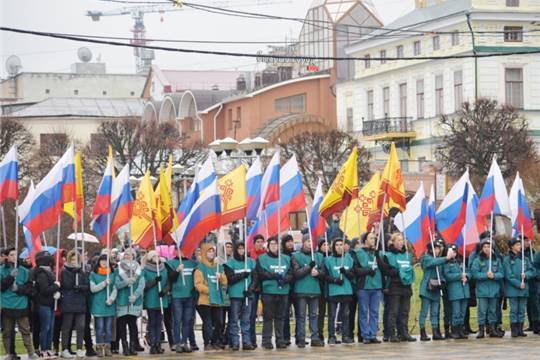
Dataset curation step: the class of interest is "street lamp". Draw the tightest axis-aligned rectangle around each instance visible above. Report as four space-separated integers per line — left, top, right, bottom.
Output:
251 137 270 155
238 137 253 156
220 137 239 156
209 139 223 157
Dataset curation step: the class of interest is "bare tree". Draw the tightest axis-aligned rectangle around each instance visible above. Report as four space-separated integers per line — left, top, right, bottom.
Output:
280 130 372 199
1 118 35 180
436 98 538 189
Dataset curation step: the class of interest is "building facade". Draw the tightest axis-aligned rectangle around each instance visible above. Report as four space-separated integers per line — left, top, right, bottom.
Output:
337 0 540 178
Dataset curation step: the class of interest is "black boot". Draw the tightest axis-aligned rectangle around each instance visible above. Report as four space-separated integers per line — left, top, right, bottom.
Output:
511 323 519 338
444 325 451 339
476 325 485 339
128 342 137 356
449 326 460 339
533 321 540 334
458 325 468 339
496 325 505 337
432 326 444 341
464 323 476 334
420 328 431 341
519 323 528 337
121 340 129 356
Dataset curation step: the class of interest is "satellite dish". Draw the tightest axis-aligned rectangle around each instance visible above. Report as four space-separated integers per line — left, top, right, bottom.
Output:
77 47 93 63
5 55 22 77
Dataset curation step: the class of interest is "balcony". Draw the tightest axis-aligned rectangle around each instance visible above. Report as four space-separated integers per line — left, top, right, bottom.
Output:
361 117 416 142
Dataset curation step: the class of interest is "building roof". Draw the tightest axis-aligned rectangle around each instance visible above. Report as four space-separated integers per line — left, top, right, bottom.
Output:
7 97 144 118
309 0 381 23
159 69 247 91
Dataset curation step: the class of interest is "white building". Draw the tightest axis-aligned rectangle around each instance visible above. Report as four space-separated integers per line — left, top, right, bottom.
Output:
337 0 540 174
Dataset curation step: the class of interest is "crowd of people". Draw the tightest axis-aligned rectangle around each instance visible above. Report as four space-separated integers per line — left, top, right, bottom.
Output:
2 225 540 359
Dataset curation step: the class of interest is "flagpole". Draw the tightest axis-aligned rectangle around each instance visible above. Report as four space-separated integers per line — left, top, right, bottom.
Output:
428 225 443 296
521 225 525 282
14 201 19 268
324 232 329 257
1 205 6 248
489 211 493 272
81 211 86 273
151 217 165 316
242 218 248 306
462 227 467 276
401 213 409 256
304 207 315 261
74 206 79 284
106 212 111 299
42 231 48 247
264 210 269 240
54 213 62 311
375 193 387 254
342 207 348 269
278 200 282 269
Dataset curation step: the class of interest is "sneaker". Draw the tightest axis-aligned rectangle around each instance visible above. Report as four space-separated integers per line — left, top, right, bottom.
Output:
242 344 256 351
370 338 382 344
75 350 85 358
231 345 240 351
190 344 199 352
327 337 336 345
61 350 74 359
262 343 273 350
181 344 192 353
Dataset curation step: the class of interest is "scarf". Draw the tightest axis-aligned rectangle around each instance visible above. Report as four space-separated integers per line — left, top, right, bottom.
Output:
119 260 141 282
97 266 111 276
144 261 165 274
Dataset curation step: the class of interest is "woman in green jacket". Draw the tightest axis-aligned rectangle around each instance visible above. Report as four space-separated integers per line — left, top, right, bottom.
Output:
503 238 537 337
443 244 469 340
90 254 117 357
142 250 170 354
115 248 145 356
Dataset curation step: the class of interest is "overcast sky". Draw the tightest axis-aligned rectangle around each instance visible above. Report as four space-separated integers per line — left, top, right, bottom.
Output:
0 0 415 78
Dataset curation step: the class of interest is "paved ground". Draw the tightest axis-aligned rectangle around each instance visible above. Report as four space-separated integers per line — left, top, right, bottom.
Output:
130 336 540 360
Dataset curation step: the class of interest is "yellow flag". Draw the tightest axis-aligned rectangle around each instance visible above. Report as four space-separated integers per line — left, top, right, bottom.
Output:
64 151 84 222
319 147 358 218
108 145 116 180
218 165 247 225
131 171 159 249
377 142 406 214
156 160 177 244
340 172 380 239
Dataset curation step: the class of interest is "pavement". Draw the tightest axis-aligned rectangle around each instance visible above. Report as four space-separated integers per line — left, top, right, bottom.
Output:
129 336 540 360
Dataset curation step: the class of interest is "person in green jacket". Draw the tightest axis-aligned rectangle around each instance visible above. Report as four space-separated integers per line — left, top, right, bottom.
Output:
523 240 540 334
90 254 117 357
418 240 454 342
115 247 145 356
224 242 257 351
1 247 39 360
471 238 504 338
443 244 470 340
503 238 537 337
256 236 293 350
291 234 324 348
142 250 170 354
322 238 355 345
354 232 383 344
165 247 197 353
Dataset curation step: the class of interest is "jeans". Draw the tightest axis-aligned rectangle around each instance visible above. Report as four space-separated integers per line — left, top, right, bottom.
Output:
295 296 319 343
95 316 113 344
317 295 326 341
197 305 224 346
171 297 194 346
61 313 85 350
38 305 55 351
358 289 382 340
229 298 253 347
249 292 259 345
328 300 350 340
261 294 287 346
419 298 440 328
509 297 528 323
451 299 468 326
147 310 163 347
477 297 498 325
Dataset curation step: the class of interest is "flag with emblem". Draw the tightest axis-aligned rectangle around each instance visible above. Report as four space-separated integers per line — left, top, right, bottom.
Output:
218 164 247 225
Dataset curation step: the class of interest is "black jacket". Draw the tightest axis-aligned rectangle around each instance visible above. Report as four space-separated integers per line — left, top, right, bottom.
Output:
61 265 89 313
29 266 59 308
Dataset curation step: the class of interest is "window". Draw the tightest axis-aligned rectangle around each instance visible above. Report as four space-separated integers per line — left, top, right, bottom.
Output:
367 90 374 121
73 90 78 95
380 50 387 64
227 108 233 130
396 45 404 59
346 108 354 132
454 70 463 111
383 87 390 117
364 54 371 69
507 0 519 6
130 91 135 96
40 133 68 155
506 68 523 108
451 31 460 46
399 83 407 118
417 156 426 172
102 91 107 96
236 107 241 129
504 26 523 42
275 94 306 113
416 79 425 119
45 89 50 95
433 36 440 51
413 41 421 56
435 75 444 115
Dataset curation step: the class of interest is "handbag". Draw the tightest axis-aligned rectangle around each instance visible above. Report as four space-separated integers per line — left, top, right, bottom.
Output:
428 278 442 292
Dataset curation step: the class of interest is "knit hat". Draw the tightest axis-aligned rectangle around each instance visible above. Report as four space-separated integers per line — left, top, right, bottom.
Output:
507 238 520 248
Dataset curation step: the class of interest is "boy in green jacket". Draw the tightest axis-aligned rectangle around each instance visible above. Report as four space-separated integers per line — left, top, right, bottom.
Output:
443 244 469 340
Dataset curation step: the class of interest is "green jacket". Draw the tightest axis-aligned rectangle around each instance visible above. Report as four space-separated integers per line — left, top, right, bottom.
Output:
0 264 30 310
471 254 504 298
166 258 197 299
291 250 323 296
115 264 145 317
90 271 117 317
256 253 292 295
224 256 256 299
143 263 170 310
197 262 227 305
386 250 416 287
355 248 382 290
419 254 447 300
443 259 470 301
323 254 354 297
503 253 537 298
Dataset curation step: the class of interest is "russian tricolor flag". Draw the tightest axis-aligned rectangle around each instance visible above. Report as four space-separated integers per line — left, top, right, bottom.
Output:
0 145 19 202
18 180 42 260
246 157 262 221
21 145 75 239
176 157 221 258
91 158 113 218
455 179 480 255
436 170 469 244
309 179 326 246
477 158 511 230
394 183 430 258
427 184 436 232
510 172 533 239
258 151 280 216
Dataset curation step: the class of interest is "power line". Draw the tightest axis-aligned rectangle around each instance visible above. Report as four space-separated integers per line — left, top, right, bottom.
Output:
3 26 540 62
